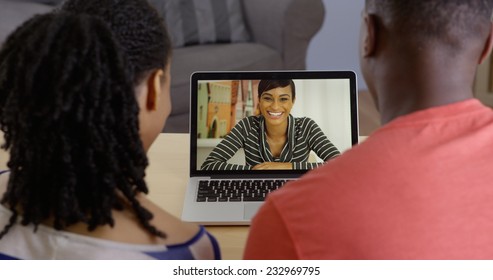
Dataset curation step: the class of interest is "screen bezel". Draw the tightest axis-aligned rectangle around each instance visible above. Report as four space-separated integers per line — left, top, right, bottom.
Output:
189 71 359 177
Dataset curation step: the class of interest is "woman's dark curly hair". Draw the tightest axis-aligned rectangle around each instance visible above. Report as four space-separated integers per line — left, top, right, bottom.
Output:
60 0 171 83
0 0 171 239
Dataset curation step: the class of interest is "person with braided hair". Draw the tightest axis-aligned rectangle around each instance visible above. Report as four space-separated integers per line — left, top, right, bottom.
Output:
0 0 220 260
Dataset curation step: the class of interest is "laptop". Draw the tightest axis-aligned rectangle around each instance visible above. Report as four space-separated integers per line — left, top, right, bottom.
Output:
182 71 358 225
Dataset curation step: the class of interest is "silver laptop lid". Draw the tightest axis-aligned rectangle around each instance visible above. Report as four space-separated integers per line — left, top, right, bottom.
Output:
189 71 358 178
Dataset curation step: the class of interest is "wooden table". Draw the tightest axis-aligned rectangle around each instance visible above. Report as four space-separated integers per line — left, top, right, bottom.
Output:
0 132 249 260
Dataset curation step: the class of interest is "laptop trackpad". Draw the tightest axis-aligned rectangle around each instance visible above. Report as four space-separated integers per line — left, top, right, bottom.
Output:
244 203 262 220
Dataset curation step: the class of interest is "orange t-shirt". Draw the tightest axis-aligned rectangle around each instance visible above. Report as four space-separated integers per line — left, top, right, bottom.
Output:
244 99 493 259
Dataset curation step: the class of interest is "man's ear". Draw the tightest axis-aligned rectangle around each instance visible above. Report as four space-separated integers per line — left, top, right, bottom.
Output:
362 13 377 57
146 69 164 111
479 22 493 64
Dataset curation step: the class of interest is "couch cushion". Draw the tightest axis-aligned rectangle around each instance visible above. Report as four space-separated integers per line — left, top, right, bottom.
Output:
0 0 53 45
169 43 282 116
149 0 250 48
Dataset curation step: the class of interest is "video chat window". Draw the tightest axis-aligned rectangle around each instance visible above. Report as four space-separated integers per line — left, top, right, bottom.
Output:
195 79 353 171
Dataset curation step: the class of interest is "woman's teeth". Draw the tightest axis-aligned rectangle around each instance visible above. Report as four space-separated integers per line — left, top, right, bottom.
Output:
268 112 282 116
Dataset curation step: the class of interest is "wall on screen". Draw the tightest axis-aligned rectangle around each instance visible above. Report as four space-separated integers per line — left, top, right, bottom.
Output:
291 79 352 153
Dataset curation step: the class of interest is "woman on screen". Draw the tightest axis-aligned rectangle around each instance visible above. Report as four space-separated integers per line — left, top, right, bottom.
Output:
201 79 340 170
0 0 219 260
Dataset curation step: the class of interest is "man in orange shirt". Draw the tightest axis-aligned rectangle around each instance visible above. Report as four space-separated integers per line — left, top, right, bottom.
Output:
244 0 493 259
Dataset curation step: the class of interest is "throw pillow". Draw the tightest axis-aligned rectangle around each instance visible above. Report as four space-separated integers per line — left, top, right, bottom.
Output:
148 0 250 48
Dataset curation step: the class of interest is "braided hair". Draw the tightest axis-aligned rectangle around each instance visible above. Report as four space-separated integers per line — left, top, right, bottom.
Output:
60 0 171 83
0 3 170 239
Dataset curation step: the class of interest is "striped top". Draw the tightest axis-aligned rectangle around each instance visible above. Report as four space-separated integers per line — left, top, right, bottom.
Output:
0 171 221 260
201 115 340 170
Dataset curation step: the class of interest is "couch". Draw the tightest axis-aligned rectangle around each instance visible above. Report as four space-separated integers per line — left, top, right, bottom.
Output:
0 0 325 133
1 0 383 136
0 1 54 45
164 0 325 132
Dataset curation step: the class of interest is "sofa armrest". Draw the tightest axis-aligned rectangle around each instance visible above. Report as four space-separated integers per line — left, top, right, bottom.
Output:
242 0 324 70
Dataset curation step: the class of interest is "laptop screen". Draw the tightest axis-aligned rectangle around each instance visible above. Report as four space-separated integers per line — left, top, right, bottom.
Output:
190 71 358 177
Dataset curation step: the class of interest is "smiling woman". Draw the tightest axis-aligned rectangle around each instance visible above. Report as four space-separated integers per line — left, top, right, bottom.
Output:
200 79 340 171
258 80 295 131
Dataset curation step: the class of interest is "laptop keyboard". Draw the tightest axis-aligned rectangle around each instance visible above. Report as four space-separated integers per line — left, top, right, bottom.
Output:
197 179 293 202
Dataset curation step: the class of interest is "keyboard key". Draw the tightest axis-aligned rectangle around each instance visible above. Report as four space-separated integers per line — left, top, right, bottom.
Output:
244 196 264 201
197 179 294 202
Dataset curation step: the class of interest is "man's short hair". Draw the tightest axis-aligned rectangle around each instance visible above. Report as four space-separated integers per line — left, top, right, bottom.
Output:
366 0 493 51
